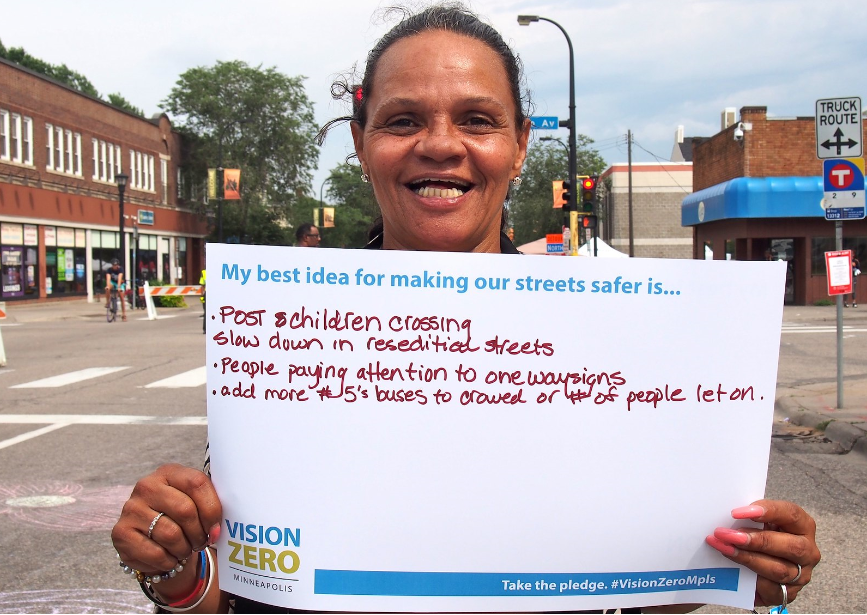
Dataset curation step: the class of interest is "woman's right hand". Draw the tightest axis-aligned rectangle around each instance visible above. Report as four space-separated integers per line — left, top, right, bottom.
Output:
112 464 222 589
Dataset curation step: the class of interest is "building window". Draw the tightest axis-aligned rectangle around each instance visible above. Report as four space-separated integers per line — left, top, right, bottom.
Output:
47 124 55 170
130 151 136 187
161 159 168 204
149 155 155 191
108 142 115 182
91 138 98 179
10 114 21 162
55 126 63 172
23 118 34 165
136 151 143 188
115 145 122 176
65 129 73 172
74 133 81 176
177 168 183 199
0 111 8 160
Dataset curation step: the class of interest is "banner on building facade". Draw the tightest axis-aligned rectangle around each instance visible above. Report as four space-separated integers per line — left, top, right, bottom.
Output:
223 169 241 200
208 168 218 200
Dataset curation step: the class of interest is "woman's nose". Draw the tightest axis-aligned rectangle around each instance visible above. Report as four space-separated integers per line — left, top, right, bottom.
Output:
414 120 467 162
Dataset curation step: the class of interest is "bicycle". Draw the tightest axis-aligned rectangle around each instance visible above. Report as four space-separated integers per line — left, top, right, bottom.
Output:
106 287 120 323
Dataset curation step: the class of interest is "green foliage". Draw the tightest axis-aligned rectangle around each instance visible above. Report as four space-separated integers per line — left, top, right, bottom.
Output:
148 280 187 308
107 93 145 117
508 136 607 246
161 60 320 245
318 163 379 248
813 298 834 306
0 38 100 98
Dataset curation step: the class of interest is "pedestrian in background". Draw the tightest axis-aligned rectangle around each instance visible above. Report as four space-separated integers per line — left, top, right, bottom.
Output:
199 269 206 333
845 256 860 308
295 223 321 247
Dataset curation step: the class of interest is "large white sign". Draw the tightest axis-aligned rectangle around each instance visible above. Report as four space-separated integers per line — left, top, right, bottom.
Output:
207 244 786 612
816 97 862 159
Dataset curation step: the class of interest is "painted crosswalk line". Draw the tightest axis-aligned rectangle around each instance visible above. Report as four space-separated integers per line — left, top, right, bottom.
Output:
143 366 207 388
10 367 130 389
0 415 206 425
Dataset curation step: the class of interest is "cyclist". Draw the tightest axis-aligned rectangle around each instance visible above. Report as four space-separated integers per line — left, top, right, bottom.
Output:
105 258 127 322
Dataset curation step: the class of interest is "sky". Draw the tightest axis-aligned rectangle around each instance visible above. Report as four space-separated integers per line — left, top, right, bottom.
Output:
4 0 866 200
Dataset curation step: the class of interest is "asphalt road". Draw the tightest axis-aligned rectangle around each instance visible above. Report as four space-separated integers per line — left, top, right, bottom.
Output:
0 304 864 613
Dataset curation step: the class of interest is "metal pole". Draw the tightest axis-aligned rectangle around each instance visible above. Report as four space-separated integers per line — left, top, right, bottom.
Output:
537 17 577 255
217 135 224 243
836 219 844 409
627 129 634 257
118 187 125 262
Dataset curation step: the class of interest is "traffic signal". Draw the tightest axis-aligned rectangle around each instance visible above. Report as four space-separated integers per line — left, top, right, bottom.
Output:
552 180 571 209
580 175 598 214
581 215 597 229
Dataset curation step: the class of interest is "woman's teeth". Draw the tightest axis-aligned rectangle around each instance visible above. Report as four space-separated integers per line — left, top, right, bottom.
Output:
414 186 466 198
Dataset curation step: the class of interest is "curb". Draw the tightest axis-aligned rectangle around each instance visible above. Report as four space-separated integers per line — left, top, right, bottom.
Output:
776 397 867 459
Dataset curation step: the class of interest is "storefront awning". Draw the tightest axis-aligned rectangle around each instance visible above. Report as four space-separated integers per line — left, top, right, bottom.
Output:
682 176 823 226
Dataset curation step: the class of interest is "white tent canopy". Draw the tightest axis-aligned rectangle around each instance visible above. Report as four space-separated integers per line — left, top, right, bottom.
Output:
577 238 629 258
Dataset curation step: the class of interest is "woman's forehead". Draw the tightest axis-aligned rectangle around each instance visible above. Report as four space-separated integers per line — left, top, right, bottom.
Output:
370 30 509 95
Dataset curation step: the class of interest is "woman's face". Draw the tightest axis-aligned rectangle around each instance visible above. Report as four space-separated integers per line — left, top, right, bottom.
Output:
352 30 530 253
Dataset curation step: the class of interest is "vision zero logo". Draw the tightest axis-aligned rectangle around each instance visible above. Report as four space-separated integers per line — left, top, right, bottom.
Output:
226 520 301 579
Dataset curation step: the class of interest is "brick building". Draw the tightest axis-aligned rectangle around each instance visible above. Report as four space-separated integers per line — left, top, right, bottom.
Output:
0 57 207 303
599 129 693 259
682 105 867 305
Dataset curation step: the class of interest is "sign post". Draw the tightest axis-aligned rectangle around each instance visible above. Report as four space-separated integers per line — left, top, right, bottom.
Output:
0 301 6 367
816 97 862 409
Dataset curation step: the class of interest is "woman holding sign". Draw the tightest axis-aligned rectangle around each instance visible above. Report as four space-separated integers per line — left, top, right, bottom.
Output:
111 4 820 613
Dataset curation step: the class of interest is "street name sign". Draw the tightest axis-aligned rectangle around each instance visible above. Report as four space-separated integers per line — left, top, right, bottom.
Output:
815 97 862 159
530 116 559 130
822 157 866 220
546 233 564 254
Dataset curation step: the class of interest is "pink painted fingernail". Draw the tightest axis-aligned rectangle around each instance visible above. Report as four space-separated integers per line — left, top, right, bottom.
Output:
706 534 739 557
208 524 221 545
714 527 751 546
732 505 765 519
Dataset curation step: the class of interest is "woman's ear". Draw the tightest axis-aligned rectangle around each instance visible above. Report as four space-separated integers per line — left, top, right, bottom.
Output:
512 118 532 176
350 121 366 172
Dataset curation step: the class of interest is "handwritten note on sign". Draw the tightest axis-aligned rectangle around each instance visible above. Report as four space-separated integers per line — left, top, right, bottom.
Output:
206 244 785 612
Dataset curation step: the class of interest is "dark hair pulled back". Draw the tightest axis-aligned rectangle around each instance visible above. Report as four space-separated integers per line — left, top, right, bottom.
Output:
316 2 530 145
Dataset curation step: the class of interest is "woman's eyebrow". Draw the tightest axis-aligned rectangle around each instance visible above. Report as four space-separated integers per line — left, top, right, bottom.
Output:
374 95 509 113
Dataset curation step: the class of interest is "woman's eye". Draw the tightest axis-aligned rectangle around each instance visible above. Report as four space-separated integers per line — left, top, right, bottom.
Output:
387 117 416 129
466 116 494 128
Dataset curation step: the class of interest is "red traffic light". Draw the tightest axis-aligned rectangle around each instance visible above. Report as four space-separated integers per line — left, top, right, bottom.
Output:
581 177 596 190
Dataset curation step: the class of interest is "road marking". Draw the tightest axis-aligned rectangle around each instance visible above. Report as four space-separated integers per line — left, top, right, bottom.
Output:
137 315 177 320
782 326 867 333
0 323 22 327
143 366 206 388
0 414 206 425
0 423 69 451
0 369 15 376
10 367 130 388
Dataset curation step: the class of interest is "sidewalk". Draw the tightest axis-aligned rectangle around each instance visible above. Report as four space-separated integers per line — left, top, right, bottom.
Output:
0 298 106 323
776 304 867 459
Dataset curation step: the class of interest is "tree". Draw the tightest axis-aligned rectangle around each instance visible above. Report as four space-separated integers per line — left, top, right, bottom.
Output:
0 38 99 98
508 136 607 246
161 60 319 244
317 163 380 248
107 93 144 117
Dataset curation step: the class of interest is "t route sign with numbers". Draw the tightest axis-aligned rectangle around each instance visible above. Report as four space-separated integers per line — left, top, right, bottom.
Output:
822 157 866 221
815 97 862 160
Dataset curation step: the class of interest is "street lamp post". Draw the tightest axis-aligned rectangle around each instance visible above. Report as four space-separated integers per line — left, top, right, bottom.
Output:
116 173 129 264
518 14 577 254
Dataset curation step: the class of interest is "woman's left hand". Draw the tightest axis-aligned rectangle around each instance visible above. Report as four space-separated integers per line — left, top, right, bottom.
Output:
706 499 820 607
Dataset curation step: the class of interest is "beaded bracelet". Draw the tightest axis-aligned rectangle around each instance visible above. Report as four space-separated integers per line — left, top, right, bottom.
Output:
118 552 190 585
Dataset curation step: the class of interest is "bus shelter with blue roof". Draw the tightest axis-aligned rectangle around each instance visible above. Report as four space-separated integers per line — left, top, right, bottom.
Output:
682 176 866 305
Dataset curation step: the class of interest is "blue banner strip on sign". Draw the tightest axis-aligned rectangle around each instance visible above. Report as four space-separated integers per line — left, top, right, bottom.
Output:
314 567 738 596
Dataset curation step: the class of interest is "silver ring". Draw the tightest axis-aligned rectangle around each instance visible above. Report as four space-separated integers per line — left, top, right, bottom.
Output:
147 512 164 540
789 562 802 584
779 582 788 610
